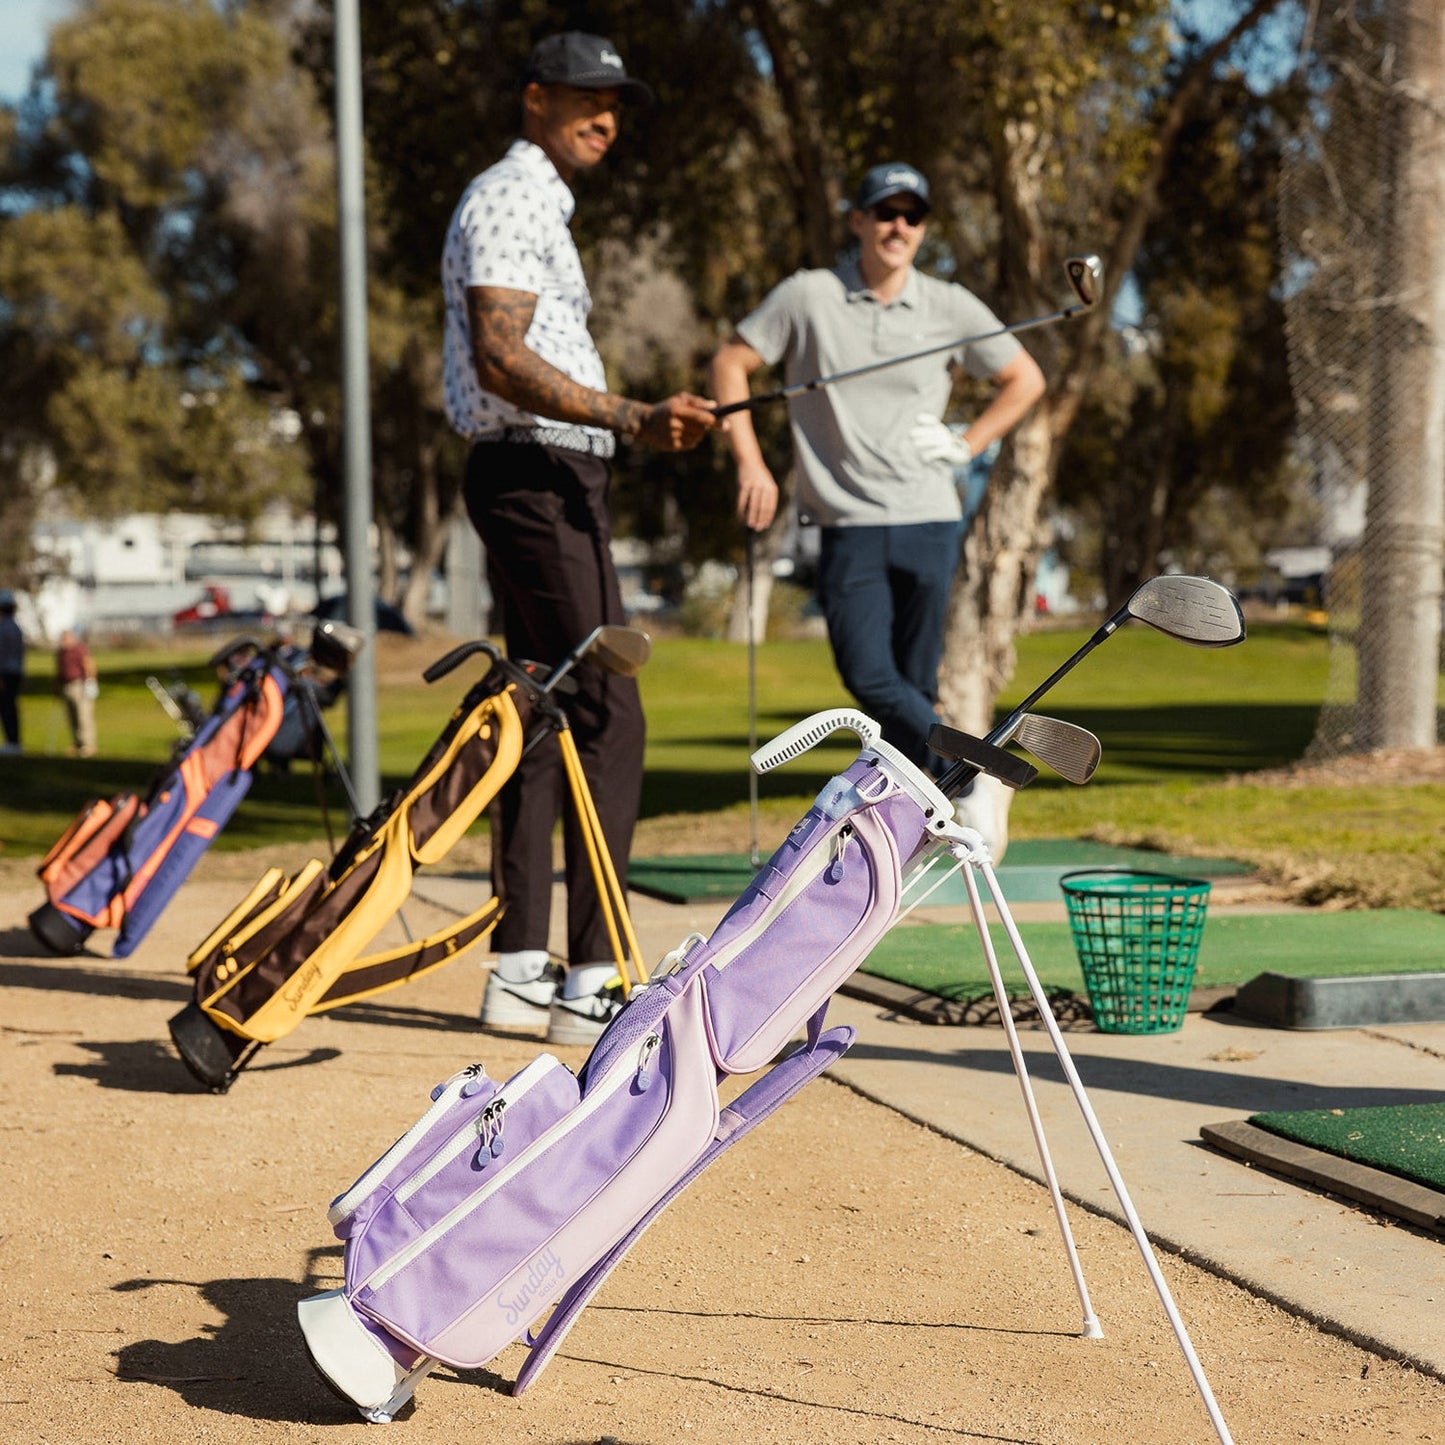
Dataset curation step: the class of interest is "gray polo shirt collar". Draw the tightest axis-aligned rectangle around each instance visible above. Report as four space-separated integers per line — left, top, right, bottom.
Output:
838 254 920 308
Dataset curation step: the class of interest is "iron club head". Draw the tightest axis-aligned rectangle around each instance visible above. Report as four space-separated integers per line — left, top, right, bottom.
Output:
588 624 652 677
1065 254 1102 308
1001 713 1102 785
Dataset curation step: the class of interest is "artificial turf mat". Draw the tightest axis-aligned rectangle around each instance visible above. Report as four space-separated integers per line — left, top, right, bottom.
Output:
628 838 1253 905
859 909 1445 1003
1247 1104 1445 1194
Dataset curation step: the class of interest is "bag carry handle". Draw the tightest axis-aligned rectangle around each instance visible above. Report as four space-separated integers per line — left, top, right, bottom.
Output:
752 708 955 832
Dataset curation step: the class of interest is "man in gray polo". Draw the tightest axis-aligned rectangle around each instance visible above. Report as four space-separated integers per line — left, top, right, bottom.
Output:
710 161 1045 852
445 31 714 1043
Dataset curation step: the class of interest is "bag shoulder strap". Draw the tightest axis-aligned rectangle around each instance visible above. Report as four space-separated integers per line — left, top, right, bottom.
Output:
512 1023 855 1396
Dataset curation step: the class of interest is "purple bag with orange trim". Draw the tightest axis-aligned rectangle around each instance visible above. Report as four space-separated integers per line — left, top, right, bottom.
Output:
28 640 300 959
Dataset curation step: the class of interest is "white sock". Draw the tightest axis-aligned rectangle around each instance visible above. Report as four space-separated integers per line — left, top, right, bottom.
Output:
495 949 549 984
562 962 619 999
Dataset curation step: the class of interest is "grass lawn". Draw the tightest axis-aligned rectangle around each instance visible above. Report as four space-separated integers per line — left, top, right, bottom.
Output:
2 617 1441 912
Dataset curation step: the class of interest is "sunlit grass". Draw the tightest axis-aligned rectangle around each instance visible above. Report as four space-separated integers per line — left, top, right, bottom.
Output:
3 617 1441 910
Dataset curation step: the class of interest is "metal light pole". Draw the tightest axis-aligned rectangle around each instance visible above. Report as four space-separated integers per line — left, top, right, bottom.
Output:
332 0 379 813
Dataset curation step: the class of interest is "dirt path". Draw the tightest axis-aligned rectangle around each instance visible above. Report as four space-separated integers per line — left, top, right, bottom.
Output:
2 852 1443 1444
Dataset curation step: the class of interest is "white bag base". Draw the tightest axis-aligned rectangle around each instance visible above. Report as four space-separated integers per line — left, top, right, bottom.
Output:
297 1288 436 1422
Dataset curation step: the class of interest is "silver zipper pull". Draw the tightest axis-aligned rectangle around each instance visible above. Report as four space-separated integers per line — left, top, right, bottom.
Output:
635 1034 661 1092
828 825 853 882
433 1061 485 1101
474 1097 507 1165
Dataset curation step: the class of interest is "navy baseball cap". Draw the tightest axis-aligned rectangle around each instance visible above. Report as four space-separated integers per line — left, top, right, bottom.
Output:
854 162 931 214
524 32 655 104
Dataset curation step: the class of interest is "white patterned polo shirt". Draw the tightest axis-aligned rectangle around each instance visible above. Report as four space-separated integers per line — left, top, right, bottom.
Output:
441 139 611 446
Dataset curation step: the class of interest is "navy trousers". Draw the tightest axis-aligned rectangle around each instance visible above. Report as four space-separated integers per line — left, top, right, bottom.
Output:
816 521 960 770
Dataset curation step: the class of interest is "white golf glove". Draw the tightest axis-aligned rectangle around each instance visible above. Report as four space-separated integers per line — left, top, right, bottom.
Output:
910 413 972 466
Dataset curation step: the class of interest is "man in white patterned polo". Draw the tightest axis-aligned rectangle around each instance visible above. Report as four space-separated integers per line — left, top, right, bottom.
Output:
443 31 714 1044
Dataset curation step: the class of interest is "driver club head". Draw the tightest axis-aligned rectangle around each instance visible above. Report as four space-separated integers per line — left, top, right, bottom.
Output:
1064 254 1103 308
1002 712 1101 785
1126 576 1245 648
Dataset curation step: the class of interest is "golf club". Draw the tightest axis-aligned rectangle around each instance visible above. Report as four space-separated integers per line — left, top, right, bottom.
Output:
1003 712 1101 785
714 254 1103 419
422 624 651 692
929 712 1100 788
936 574 1244 798
745 532 761 868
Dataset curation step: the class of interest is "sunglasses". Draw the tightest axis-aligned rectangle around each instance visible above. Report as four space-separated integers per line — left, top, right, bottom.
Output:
870 202 927 227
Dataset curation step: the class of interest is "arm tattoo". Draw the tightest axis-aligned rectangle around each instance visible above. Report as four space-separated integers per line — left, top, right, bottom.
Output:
467 287 648 437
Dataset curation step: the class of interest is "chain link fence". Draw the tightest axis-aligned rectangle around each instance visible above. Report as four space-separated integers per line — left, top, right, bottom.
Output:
1278 0 1445 758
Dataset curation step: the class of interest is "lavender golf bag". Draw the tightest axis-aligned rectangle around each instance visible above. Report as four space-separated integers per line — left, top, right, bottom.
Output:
26 632 349 960
297 717 956 1420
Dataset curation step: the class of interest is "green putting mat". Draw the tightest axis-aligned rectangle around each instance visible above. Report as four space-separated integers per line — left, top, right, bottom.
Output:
1247 1104 1445 1194
628 853 761 902
628 838 1253 905
860 909 1445 1003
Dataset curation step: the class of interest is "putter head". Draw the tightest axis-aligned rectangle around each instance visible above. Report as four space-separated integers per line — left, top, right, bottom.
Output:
1126 575 1245 648
1064 254 1102 308
1003 713 1101 785
588 624 651 676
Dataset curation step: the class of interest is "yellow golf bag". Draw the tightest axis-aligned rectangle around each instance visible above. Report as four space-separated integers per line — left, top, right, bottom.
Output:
168 627 650 1092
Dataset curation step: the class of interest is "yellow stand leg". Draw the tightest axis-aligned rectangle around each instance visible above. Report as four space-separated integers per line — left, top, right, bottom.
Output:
557 727 648 995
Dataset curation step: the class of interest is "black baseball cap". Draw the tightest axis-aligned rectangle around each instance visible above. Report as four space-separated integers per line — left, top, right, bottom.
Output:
524 32 655 104
854 162 931 214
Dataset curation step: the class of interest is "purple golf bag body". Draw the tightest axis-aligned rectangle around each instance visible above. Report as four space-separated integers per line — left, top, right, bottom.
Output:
298 739 952 1418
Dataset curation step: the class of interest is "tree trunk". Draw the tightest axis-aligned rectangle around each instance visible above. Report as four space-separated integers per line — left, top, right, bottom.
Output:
400 438 445 629
937 0 1291 736
738 0 842 267
937 407 1056 735
376 514 399 603
1355 0 1445 751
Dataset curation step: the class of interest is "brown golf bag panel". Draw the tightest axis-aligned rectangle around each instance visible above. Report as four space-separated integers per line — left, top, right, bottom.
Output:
186 671 531 1046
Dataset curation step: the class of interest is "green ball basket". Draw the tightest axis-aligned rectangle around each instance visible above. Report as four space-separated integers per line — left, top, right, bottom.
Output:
1060 869 1212 1034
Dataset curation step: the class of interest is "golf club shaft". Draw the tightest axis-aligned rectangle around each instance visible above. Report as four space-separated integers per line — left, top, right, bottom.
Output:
935 608 1127 798
714 304 1085 419
746 531 761 868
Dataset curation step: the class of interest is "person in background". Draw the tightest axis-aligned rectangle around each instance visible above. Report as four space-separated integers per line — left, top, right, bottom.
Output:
709 161 1046 859
443 31 715 1043
55 629 99 758
0 589 25 755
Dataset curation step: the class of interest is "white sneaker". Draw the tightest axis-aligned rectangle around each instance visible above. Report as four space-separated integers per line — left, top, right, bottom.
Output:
480 964 560 1034
954 774 1012 863
546 976 624 1046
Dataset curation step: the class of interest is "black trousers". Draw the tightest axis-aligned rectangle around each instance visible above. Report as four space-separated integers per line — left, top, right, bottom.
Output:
0 670 20 746
462 440 644 965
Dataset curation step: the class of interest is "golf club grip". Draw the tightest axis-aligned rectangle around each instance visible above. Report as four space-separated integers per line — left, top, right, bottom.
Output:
713 393 786 418
421 639 502 683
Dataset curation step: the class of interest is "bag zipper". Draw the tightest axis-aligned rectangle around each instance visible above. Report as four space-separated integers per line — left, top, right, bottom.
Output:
360 1031 660 1295
328 1062 492 1227
393 1052 562 1207
706 819 856 975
